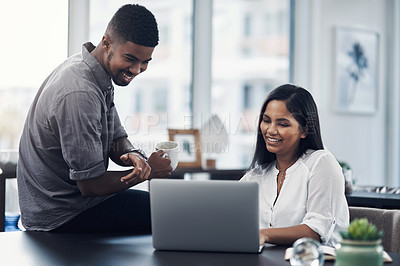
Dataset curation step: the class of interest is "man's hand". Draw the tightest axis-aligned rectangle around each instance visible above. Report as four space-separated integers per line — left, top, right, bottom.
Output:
147 150 173 178
119 152 151 184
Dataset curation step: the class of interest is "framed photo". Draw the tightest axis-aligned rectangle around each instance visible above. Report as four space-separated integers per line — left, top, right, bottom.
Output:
168 129 202 168
334 27 379 114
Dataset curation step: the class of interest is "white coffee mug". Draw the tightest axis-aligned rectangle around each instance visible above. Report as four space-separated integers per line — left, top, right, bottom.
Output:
155 141 179 170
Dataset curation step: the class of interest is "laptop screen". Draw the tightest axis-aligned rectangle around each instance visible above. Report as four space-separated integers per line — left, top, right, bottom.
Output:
150 179 261 253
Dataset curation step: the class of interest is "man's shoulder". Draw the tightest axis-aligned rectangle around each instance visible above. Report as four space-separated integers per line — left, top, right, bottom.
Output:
61 54 94 82
48 55 100 94
37 60 102 115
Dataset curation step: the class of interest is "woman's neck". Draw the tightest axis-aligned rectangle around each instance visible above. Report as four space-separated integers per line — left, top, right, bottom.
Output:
276 156 297 171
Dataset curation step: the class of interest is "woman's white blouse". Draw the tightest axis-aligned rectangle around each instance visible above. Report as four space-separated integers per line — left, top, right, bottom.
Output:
240 149 349 247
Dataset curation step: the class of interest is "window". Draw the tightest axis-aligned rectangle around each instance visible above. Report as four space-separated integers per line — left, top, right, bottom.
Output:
0 0 68 216
89 0 291 168
3 0 291 171
211 0 291 168
0 0 68 150
89 0 193 153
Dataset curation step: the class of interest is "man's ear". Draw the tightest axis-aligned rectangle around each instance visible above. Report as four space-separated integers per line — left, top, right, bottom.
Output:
102 35 111 51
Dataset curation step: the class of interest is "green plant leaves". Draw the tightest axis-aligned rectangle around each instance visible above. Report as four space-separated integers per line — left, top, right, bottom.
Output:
340 218 383 241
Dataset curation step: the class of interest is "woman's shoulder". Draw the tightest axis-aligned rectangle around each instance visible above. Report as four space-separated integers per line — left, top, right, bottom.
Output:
301 149 338 167
240 164 275 182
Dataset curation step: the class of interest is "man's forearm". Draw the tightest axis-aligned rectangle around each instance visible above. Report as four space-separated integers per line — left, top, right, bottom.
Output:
76 170 141 197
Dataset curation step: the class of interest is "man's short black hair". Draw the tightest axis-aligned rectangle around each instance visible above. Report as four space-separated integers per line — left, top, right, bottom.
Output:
107 4 159 47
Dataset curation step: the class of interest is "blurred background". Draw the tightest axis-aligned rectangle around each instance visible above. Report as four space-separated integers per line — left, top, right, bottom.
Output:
0 0 399 215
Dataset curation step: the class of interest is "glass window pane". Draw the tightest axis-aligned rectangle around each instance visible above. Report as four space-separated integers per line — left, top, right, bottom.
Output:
0 1 68 149
89 0 193 153
212 0 291 168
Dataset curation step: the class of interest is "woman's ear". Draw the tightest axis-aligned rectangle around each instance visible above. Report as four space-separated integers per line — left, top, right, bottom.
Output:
300 126 308 139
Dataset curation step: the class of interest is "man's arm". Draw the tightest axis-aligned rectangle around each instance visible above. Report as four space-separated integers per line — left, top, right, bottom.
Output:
110 136 173 178
109 137 147 166
76 152 174 197
76 137 173 196
77 137 151 196
77 150 173 197
76 169 145 197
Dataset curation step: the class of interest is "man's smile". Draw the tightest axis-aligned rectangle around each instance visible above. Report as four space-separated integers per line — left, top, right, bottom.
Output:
122 71 134 82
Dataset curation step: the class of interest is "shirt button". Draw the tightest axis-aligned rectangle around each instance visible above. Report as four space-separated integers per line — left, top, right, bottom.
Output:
108 86 112 90
269 223 272 227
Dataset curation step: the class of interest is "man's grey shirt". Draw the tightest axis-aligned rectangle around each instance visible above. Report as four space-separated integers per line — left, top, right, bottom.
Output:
17 43 128 231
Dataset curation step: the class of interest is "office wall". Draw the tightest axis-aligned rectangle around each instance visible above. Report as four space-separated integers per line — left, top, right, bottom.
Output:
293 0 396 186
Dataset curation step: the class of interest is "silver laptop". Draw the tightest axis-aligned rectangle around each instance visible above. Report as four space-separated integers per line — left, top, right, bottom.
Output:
150 179 262 253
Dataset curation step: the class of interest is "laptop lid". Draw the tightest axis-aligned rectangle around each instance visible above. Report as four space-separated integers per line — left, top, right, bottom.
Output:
150 179 261 253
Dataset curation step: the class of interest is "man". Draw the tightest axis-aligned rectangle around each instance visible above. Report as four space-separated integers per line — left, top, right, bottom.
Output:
17 4 171 233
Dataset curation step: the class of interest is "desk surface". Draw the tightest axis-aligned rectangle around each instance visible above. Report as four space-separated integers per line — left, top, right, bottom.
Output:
346 190 400 209
0 231 399 266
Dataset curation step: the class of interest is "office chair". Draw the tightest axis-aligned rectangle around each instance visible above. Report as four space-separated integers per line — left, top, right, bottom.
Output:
349 206 400 253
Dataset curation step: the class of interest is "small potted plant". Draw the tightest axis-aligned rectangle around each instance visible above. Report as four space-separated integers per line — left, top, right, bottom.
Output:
335 218 383 266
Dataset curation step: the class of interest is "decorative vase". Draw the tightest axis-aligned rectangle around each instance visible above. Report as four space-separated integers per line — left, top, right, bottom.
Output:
335 239 383 266
5 213 21 232
343 168 353 194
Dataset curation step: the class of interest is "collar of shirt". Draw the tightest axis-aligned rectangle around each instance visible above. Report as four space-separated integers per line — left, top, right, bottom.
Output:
82 42 113 93
272 159 301 179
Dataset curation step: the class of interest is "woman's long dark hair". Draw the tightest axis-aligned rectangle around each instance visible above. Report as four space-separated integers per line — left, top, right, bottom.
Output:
250 84 324 169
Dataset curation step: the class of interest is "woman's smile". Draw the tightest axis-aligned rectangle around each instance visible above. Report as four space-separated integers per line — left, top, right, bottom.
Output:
265 136 282 144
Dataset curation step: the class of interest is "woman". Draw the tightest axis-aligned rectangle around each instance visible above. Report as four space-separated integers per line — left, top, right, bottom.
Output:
240 84 349 247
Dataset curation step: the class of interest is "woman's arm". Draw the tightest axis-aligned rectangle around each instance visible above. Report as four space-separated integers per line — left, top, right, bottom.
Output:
260 224 321 245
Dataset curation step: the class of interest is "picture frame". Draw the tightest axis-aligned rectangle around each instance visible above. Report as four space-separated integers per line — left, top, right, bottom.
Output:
168 129 202 169
333 27 379 114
